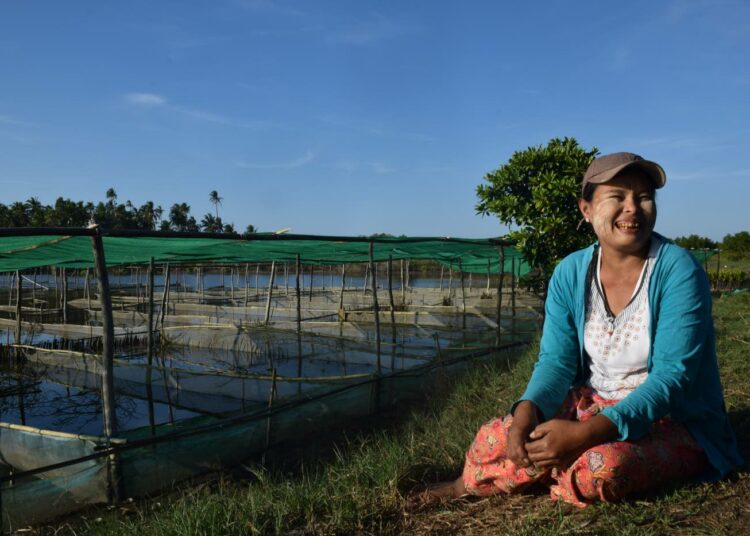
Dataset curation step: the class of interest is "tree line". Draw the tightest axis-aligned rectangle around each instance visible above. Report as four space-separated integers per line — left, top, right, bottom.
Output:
0 189 257 235
673 232 750 260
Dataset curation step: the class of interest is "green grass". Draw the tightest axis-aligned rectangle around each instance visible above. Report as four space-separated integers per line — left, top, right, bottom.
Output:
50 293 750 535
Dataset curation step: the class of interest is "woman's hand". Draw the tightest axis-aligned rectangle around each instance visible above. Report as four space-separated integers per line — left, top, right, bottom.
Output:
525 415 618 468
507 400 539 467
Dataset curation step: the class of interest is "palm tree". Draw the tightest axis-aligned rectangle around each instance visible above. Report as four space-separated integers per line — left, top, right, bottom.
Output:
209 190 223 219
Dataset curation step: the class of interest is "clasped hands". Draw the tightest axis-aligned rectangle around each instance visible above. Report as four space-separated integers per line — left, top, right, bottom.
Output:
507 400 616 469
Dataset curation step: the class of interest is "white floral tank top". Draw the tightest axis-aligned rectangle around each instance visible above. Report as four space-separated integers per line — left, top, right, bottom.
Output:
584 237 661 400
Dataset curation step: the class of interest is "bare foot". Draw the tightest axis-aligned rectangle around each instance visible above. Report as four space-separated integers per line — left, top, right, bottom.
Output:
406 476 468 510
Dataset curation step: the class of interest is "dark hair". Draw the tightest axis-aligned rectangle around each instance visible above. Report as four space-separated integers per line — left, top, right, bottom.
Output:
581 182 598 202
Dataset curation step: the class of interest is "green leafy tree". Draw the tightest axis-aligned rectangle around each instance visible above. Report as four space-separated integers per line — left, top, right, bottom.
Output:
476 137 598 278
722 231 750 259
245 224 256 234
673 234 717 250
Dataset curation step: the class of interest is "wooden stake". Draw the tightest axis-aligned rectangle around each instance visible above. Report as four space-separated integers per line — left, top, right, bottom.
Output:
15 270 21 348
90 231 118 442
308 264 314 302
511 256 517 335
244 264 249 306
159 264 170 332
387 255 395 326
369 242 381 413
255 264 260 297
295 254 301 333
264 261 276 325
486 259 491 292
61 267 68 324
338 264 346 316
496 247 505 346
459 259 466 330
400 259 405 303
147 257 155 436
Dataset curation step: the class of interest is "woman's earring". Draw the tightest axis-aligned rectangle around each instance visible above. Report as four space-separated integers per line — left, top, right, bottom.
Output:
585 218 590 223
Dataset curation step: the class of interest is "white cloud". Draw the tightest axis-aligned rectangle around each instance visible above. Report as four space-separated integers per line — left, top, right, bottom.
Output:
123 92 274 129
236 150 316 169
124 93 167 106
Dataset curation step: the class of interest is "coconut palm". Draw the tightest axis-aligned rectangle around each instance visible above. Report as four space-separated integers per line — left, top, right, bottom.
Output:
209 190 223 219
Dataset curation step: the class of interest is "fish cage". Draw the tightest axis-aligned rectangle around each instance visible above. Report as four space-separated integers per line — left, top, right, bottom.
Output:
0 228 542 530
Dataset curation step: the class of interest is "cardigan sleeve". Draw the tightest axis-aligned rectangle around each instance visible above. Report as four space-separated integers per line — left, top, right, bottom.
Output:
516 261 581 421
600 251 711 440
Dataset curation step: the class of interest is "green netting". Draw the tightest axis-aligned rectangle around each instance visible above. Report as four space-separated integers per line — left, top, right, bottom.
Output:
0 233 531 276
688 249 717 264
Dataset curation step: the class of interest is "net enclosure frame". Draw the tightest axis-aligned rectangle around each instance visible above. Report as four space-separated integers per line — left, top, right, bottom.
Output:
0 227 535 529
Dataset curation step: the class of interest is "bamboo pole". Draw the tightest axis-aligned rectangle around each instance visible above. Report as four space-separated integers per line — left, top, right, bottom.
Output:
295 254 301 334
448 265 453 298
263 367 278 463
284 263 289 296
400 259 405 303
90 230 121 501
362 263 369 298
439 265 444 291
8 271 14 307
511 256 517 335
146 257 155 436
486 259 491 292
338 264 346 316
309 264 314 302
85 268 92 310
230 267 235 303
255 264 260 297
159 264 170 332
459 259 466 330
32 268 37 305
496 247 505 346
61 267 67 324
387 255 396 342
14 270 21 348
244 264 249 306
264 261 276 325
369 242 381 413
387 256 395 320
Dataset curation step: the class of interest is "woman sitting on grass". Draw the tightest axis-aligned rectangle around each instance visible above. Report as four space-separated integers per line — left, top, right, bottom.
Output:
426 152 743 507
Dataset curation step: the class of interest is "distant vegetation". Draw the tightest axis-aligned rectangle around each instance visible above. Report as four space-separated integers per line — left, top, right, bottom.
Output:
673 232 750 260
0 189 256 235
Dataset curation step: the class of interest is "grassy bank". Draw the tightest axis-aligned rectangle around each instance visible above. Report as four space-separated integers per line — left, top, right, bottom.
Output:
51 292 749 535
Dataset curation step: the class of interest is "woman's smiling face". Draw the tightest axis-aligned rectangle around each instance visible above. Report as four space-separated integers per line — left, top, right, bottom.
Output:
578 169 657 256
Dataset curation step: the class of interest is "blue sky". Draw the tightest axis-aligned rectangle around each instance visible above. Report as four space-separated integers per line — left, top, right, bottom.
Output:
1 1 748 240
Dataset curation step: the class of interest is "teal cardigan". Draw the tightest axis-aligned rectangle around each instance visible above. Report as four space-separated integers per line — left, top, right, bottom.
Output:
518 234 743 478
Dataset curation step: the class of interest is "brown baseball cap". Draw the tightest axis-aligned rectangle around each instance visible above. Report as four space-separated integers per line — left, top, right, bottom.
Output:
582 152 666 193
